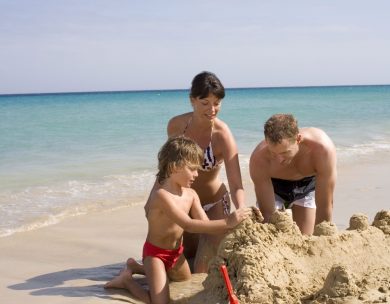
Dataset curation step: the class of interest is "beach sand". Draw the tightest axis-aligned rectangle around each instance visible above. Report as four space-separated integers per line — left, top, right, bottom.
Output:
198 210 390 303
1 153 389 303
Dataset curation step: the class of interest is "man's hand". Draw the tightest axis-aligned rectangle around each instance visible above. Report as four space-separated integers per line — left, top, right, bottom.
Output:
251 206 264 222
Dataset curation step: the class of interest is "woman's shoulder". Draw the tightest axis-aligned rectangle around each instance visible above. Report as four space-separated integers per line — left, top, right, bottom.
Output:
213 118 233 139
213 117 231 130
169 112 192 122
167 112 192 136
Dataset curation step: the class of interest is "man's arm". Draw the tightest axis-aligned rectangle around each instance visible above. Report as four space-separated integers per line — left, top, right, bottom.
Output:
249 150 276 222
314 143 337 224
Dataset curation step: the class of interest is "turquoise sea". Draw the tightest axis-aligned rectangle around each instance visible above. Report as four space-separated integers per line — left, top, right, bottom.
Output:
1 85 390 237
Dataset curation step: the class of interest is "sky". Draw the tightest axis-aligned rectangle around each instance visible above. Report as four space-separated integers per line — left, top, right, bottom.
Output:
1 0 390 94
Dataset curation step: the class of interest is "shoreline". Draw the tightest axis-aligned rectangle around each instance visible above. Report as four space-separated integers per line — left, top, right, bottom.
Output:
1 152 389 303
333 151 390 228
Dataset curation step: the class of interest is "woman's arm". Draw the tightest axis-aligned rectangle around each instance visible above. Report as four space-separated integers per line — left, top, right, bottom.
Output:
220 123 246 209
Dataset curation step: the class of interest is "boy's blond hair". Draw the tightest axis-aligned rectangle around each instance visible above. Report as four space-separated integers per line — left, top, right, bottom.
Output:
156 136 203 184
264 114 299 144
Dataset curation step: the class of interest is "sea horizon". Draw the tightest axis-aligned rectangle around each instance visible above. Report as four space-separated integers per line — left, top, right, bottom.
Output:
1 83 390 97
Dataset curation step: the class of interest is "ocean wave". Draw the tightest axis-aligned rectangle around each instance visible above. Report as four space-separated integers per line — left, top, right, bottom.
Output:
2 140 389 237
237 141 390 165
0 170 156 237
337 141 390 161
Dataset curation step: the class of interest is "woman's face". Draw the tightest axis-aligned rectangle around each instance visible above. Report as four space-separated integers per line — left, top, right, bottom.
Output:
191 94 222 121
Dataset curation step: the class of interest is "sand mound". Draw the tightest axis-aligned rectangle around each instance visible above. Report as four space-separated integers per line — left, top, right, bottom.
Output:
191 210 390 304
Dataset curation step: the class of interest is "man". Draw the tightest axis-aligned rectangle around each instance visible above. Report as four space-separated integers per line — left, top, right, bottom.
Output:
249 114 337 235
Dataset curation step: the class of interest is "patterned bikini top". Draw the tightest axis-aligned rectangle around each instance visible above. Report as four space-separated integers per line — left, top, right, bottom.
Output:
183 117 221 171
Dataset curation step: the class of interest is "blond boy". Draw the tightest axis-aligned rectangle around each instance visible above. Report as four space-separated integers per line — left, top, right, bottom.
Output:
105 137 251 304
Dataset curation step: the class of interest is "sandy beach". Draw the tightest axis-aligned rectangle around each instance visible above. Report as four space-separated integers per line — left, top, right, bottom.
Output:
1 153 389 303
2 1 390 302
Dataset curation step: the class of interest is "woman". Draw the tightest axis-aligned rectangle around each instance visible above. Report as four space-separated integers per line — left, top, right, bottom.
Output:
165 71 246 272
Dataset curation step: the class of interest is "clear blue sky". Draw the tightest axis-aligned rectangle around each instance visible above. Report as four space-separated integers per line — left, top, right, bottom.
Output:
1 0 389 94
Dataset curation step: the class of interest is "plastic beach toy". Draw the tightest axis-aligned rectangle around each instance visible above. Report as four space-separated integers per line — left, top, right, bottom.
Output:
220 265 239 304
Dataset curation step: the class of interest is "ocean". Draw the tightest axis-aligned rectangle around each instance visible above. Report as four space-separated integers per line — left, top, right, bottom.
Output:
1 85 390 237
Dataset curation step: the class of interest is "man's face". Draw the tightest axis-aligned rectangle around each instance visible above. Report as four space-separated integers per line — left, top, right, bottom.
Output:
267 137 299 166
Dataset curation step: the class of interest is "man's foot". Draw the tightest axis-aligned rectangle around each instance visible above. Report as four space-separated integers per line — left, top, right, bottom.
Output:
104 268 132 289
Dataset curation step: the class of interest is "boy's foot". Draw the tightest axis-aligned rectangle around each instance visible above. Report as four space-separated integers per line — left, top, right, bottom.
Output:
104 268 132 289
126 257 144 274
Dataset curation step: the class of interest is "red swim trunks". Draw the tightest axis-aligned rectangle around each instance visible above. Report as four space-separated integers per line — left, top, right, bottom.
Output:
142 241 184 270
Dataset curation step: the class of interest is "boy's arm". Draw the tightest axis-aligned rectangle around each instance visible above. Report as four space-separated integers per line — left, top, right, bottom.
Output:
159 190 250 234
189 191 209 221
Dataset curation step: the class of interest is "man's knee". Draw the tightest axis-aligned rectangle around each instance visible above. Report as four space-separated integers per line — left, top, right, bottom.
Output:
292 205 316 235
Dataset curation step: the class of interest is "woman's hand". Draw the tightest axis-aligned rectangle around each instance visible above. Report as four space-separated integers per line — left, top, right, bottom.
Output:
226 207 252 228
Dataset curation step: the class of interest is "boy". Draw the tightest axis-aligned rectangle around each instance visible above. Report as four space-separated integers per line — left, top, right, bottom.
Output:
105 136 251 304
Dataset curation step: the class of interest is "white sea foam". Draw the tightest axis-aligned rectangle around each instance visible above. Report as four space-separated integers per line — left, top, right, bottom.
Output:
237 141 390 166
337 141 390 163
0 170 155 237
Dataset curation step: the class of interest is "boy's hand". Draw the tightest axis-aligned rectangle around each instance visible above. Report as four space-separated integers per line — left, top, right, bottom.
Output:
226 207 252 228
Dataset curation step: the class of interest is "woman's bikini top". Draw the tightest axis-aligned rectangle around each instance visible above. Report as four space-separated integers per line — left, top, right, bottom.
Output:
183 117 222 172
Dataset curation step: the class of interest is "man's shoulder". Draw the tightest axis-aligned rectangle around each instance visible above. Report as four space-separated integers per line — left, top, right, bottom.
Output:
301 126 326 137
302 128 335 151
250 141 271 176
250 141 268 162
301 128 336 171
302 127 330 139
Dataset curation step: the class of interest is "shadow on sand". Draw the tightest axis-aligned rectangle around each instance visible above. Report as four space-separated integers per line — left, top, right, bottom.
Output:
8 262 206 303
8 262 145 302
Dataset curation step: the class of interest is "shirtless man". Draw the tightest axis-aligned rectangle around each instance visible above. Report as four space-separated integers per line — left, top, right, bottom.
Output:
249 114 337 235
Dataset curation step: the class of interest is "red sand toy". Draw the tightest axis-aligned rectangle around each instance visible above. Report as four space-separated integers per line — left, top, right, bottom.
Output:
220 265 239 304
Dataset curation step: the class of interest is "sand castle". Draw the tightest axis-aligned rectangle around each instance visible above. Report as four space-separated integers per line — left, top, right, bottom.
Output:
189 209 390 304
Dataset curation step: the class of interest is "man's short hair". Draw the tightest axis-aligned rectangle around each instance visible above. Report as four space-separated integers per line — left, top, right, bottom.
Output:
264 114 299 144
